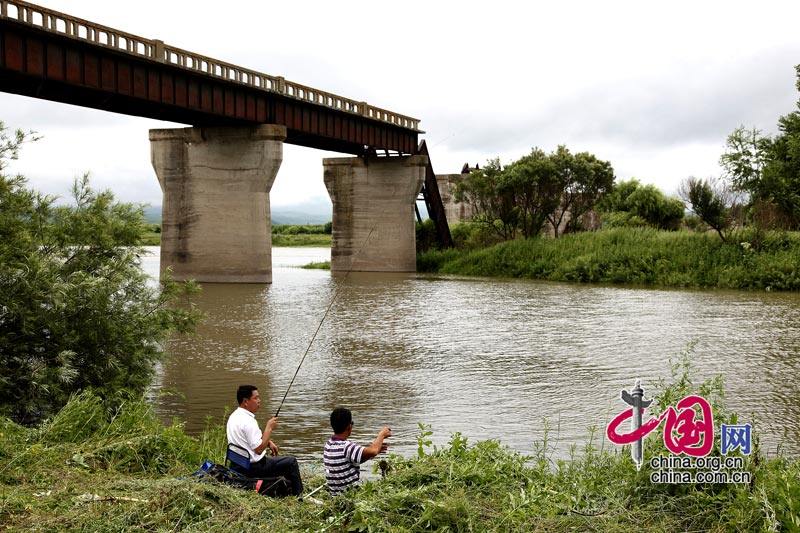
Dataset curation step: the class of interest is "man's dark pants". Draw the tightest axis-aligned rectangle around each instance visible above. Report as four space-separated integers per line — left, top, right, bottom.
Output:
249 456 303 496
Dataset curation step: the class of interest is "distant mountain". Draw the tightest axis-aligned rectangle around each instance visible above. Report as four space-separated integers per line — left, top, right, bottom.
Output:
271 210 330 225
273 198 332 224
142 199 332 225
142 205 161 223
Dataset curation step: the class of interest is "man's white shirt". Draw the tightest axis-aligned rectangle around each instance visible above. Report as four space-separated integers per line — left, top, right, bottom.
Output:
226 407 266 462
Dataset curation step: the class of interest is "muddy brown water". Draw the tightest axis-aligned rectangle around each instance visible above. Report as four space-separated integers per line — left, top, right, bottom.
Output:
142 247 800 461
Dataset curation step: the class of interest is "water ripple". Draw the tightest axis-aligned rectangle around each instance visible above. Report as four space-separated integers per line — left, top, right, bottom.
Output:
143 247 800 460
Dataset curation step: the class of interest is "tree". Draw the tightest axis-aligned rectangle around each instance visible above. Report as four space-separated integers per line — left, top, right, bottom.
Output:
457 147 615 240
455 158 519 240
0 123 199 424
626 185 684 230
546 146 615 237
502 148 561 238
760 72 800 226
720 66 800 228
597 179 683 230
719 126 770 196
679 177 738 241
597 179 641 213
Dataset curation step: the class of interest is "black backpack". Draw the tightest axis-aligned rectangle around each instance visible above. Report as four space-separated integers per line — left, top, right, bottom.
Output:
194 460 292 497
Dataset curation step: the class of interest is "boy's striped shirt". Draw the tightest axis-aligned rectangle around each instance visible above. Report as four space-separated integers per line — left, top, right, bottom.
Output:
324 436 365 494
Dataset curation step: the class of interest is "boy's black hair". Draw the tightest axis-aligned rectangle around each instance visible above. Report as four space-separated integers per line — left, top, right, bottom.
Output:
237 385 258 405
330 407 353 433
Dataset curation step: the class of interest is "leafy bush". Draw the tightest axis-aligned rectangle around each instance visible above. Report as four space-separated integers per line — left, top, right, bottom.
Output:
601 210 649 229
450 222 504 250
415 219 437 253
599 179 684 230
0 124 199 425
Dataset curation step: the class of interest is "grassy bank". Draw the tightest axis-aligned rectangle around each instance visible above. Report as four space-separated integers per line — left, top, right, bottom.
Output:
139 224 162 246
301 260 331 270
273 224 331 247
140 231 161 246
419 227 800 290
136 224 333 247
1 370 798 531
272 233 331 247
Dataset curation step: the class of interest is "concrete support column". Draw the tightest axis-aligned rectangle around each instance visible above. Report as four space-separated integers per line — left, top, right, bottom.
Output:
324 155 427 272
149 125 286 283
436 173 475 223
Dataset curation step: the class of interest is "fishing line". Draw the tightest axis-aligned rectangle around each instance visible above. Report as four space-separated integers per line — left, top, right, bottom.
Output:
274 226 376 417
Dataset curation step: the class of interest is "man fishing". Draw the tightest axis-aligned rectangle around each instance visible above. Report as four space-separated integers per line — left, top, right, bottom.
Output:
324 407 392 494
226 385 303 496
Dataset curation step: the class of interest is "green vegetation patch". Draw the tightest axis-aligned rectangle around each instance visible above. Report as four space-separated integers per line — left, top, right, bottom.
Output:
272 233 332 247
300 261 331 270
1 364 798 531
272 223 331 235
419 227 800 290
137 224 334 247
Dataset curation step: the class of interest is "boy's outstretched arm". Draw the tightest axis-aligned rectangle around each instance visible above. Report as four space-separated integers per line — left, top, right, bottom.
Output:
362 426 392 461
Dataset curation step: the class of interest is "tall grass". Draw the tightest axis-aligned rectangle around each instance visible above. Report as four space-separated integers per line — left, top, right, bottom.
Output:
1 367 798 531
419 227 800 290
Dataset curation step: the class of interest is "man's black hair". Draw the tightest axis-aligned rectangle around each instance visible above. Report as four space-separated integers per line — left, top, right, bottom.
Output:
330 407 353 433
237 385 258 405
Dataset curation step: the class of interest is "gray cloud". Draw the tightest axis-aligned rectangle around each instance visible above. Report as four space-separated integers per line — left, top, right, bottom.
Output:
423 46 800 156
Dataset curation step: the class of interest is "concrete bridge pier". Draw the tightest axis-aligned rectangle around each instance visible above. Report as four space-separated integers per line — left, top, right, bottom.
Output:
149 124 286 283
324 155 427 272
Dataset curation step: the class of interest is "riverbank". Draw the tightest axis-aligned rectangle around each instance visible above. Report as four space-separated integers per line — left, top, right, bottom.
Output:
272 233 331 247
138 224 332 247
418 227 800 290
1 379 798 531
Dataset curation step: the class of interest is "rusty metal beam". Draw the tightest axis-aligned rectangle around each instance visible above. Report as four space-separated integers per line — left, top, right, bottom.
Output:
418 140 453 248
0 11 419 155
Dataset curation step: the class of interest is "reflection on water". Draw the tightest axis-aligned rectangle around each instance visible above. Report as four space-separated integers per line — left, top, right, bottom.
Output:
143 247 800 461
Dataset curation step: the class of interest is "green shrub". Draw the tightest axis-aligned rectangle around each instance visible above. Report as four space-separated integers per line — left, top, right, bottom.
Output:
0 126 199 425
415 219 437 252
601 210 649 229
599 179 685 230
450 222 504 250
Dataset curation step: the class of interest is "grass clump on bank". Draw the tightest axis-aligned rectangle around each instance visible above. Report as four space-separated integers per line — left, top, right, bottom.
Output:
1 364 798 531
300 260 331 270
419 227 800 290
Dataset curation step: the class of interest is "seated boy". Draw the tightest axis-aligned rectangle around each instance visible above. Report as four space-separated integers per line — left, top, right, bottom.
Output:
324 407 391 494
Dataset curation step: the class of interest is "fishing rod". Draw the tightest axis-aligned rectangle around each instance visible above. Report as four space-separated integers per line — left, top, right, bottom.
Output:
274 227 376 418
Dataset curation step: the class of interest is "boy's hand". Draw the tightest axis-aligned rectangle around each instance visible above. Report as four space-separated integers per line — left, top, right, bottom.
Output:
379 426 392 439
266 417 279 432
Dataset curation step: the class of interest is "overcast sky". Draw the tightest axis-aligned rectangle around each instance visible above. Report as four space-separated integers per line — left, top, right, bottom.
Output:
3 0 800 208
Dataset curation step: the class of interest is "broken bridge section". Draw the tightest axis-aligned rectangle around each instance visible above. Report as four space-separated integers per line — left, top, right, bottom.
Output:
0 0 453 281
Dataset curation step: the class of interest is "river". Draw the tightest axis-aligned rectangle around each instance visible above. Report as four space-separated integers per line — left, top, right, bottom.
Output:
142 246 800 461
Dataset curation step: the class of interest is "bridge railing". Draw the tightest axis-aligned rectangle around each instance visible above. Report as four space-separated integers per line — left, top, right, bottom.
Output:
0 0 422 132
